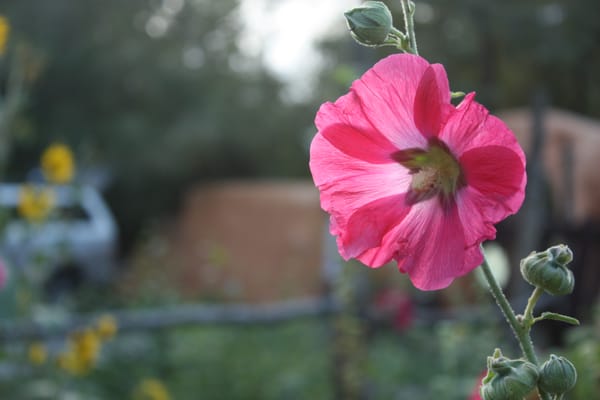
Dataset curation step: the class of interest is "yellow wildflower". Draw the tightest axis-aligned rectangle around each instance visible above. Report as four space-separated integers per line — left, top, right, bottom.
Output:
17 185 55 223
57 350 81 374
28 342 47 365
41 143 75 184
0 16 9 56
95 314 118 340
72 329 101 371
58 329 101 376
133 378 172 400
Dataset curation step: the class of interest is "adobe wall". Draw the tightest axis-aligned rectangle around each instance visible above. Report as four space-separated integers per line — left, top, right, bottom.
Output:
167 180 327 303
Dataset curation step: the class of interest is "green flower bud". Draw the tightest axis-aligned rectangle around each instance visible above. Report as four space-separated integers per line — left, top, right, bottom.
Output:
538 354 577 395
344 1 393 47
549 244 573 265
481 352 539 400
520 244 575 295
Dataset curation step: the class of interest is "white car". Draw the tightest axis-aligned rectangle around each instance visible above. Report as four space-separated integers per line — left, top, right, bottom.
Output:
0 183 118 294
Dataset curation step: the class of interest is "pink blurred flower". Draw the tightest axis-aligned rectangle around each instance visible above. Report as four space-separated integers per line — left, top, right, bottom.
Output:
309 54 526 290
0 257 7 290
373 288 413 332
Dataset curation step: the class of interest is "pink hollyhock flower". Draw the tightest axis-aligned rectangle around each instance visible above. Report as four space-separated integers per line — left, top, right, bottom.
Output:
309 54 526 290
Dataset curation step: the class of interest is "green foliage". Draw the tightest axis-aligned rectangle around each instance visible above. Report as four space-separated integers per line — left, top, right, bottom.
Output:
0 315 512 399
0 321 333 399
562 317 600 399
368 319 507 399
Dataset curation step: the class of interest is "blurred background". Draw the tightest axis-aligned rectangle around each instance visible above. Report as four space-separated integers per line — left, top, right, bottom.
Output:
0 0 598 398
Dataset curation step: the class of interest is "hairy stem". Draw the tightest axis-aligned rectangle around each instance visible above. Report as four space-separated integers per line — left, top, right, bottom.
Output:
523 287 544 327
400 0 418 55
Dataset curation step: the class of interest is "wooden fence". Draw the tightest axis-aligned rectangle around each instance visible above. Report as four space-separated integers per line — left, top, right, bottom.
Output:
0 297 340 342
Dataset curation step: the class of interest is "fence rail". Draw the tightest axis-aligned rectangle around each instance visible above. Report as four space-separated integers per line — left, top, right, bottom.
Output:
0 297 340 342
0 295 521 343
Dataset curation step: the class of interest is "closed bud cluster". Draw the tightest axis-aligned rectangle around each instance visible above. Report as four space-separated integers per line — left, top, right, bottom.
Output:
520 244 575 295
538 354 577 396
481 350 539 400
344 1 393 47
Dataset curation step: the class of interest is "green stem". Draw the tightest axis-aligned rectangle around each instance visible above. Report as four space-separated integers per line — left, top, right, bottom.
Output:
523 287 544 327
479 255 551 400
387 27 408 51
400 0 418 55
479 257 535 361
390 27 406 40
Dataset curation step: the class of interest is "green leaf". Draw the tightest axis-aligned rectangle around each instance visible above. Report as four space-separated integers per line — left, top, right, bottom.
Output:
535 312 580 326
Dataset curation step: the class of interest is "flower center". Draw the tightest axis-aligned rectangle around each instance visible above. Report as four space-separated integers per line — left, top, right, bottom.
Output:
392 139 462 204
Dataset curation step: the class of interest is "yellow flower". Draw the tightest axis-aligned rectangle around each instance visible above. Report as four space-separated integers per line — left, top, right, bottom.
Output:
28 342 47 365
72 329 101 370
58 329 102 376
41 143 75 184
133 378 172 400
17 185 55 223
57 350 81 374
95 314 118 340
0 16 9 56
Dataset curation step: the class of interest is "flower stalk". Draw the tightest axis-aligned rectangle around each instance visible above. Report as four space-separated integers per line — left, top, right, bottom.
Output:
522 287 545 328
400 0 418 55
479 254 538 364
335 3 577 397
480 253 552 400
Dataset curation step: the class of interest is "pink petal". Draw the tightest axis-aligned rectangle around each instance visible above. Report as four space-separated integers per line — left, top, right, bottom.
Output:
355 221 408 268
452 144 526 251
413 64 452 138
350 54 431 149
454 186 500 248
437 92 526 248
309 133 411 232
315 93 400 164
340 193 411 262
439 93 525 160
460 145 526 215
315 89 377 136
394 199 483 290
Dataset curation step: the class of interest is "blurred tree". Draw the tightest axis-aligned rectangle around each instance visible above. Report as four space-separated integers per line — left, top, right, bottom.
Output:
1 0 315 251
316 0 600 115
